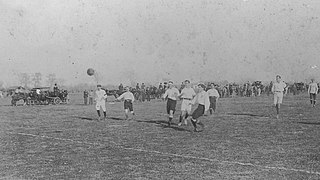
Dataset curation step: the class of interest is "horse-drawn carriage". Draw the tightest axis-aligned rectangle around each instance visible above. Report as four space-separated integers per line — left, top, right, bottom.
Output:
10 86 29 106
10 86 68 106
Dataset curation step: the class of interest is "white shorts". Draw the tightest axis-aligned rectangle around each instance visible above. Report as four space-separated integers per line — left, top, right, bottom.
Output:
274 92 283 105
181 99 192 113
96 101 106 111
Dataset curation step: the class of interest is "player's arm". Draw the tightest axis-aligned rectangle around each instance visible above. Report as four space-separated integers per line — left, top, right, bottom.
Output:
130 93 135 102
190 94 197 105
215 90 220 100
162 90 168 99
178 88 184 98
191 89 196 99
117 93 124 101
204 92 210 112
174 88 180 99
271 83 275 93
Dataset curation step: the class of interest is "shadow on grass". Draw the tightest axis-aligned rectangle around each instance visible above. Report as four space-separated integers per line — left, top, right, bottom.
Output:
136 120 192 132
75 116 125 121
108 117 125 121
74 116 95 121
297 122 320 125
228 113 268 118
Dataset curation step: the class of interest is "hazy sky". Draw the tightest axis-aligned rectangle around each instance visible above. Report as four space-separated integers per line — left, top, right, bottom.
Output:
1 0 320 86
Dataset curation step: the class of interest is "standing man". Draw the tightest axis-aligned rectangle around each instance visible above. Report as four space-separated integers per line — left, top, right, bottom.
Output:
88 90 94 105
308 78 318 107
186 83 210 132
95 85 107 121
207 83 220 114
163 81 180 126
53 83 59 96
117 86 135 120
178 80 196 126
271 75 287 119
83 90 88 105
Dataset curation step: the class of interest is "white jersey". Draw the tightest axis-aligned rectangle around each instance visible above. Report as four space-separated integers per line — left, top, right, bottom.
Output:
272 81 286 92
207 88 220 98
95 89 107 102
117 91 135 101
191 91 210 111
308 82 319 94
163 87 180 101
180 87 196 99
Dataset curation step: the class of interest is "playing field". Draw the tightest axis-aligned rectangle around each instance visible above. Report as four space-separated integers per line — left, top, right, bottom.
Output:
0 94 319 179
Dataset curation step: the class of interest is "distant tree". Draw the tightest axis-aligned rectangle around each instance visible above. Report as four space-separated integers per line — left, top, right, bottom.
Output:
46 73 56 88
32 72 42 88
18 73 32 88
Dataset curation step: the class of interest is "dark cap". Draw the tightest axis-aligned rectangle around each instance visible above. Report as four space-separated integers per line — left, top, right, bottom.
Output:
97 84 102 87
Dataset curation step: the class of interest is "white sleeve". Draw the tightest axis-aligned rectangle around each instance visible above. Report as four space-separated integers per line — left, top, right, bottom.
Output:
192 89 196 97
204 92 210 111
117 93 124 100
163 90 168 98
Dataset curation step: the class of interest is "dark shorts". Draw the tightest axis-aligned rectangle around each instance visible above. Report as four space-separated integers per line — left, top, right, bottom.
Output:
166 98 177 114
124 99 133 111
209 96 217 109
310 93 317 101
192 104 205 119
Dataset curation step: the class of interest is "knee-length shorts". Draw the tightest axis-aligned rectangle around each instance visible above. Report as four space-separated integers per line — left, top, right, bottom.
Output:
96 101 106 111
124 99 133 111
181 99 192 113
166 98 177 114
192 104 205 119
273 92 283 105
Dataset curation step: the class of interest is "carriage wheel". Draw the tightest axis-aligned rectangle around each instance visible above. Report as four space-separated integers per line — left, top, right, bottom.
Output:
53 97 61 105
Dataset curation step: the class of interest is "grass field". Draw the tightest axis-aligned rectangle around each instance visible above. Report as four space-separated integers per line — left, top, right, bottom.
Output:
0 93 319 179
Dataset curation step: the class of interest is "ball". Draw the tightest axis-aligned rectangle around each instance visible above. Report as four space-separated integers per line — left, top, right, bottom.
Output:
87 68 95 76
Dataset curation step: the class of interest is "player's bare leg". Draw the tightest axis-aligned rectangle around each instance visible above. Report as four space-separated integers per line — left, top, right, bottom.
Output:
178 111 186 126
124 109 129 120
275 104 280 119
97 110 101 121
184 112 189 125
168 110 174 126
103 111 107 120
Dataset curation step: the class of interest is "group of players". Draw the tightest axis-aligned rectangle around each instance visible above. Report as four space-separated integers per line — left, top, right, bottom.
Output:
92 75 319 132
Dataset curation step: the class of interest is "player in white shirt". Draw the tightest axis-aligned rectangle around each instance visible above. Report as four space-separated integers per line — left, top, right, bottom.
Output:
207 83 220 114
117 86 135 119
186 83 210 132
308 78 319 107
163 80 180 126
95 84 108 121
271 75 287 119
178 80 196 126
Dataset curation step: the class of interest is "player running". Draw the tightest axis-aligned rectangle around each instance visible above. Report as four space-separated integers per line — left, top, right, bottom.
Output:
95 85 108 121
308 78 319 107
207 83 220 114
117 86 135 120
163 81 180 126
178 80 196 126
186 83 210 132
271 75 287 119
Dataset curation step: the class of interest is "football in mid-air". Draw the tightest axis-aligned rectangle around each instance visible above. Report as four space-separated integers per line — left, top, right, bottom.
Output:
87 68 95 76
